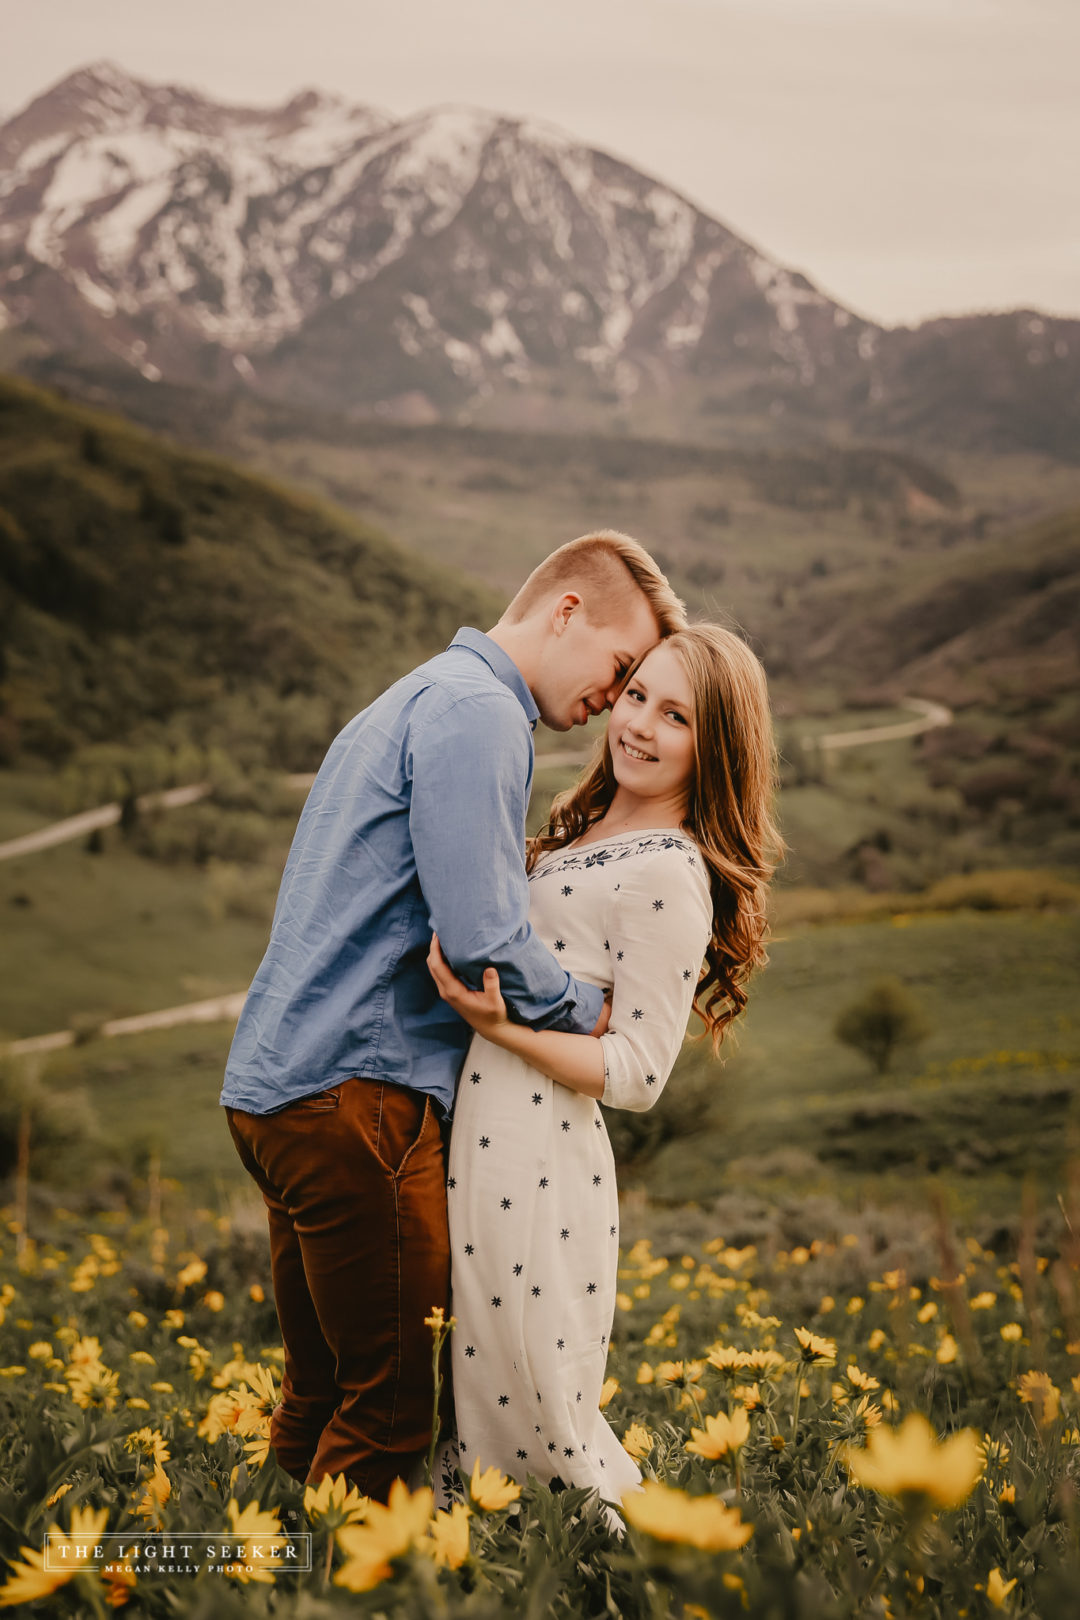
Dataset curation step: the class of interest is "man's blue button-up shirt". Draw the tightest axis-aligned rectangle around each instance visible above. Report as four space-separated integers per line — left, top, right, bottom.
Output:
220 628 605 1117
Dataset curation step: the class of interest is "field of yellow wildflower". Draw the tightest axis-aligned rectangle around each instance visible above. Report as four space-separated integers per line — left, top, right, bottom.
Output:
1 1192 1079 1617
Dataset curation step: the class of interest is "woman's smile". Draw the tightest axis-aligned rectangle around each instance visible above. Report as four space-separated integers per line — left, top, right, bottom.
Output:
619 738 658 762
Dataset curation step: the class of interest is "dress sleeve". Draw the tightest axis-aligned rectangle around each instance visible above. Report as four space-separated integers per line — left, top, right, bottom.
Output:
598 845 713 1113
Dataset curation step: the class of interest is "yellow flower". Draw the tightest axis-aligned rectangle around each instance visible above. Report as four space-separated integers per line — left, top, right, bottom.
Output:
198 1391 247 1442
868 1329 886 1351
621 1481 753 1551
469 1459 521 1510
134 1465 171 1522
846 1364 880 1392
599 1377 619 1409
854 1395 883 1430
686 1407 751 1460
28 1342 52 1360
636 1361 655 1385
707 1344 752 1373
125 1428 171 1466
616 1293 633 1311
202 1291 225 1313
127 1311 148 1329
970 1292 997 1310
304 1473 369 1531
0 1504 111 1608
176 1258 207 1290
846 1296 865 1314
67 1360 119 1411
621 1422 653 1460
1000 1323 1023 1343
427 1502 471 1569
998 1484 1016 1504
249 1284 265 1303
843 1413 983 1508
745 1348 786 1378
936 1334 959 1365
986 1568 1018 1608
1017 1371 1060 1427
149 1381 174 1394
163 1310 185 1330
917 1302 938 1324
734 1382 762 1410
335 1479 434 1592
423 1306 446 1331
223 1498 283 1584
795 1327 836 1365
129 1351 156 1366
45 1483 73 1508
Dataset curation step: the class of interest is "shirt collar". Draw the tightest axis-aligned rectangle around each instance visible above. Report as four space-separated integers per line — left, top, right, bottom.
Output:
449 627 540 730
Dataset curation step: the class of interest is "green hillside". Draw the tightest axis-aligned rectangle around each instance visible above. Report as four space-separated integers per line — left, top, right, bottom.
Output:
0 375 502 770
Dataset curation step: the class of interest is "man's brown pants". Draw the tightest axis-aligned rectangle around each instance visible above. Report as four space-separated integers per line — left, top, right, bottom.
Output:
226 1077 450 1501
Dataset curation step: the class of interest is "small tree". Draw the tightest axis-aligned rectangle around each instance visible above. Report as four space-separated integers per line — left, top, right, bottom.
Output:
834 977 930 1075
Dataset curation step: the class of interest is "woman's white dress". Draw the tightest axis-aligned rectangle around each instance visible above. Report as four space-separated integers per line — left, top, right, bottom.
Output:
447 829 713 1509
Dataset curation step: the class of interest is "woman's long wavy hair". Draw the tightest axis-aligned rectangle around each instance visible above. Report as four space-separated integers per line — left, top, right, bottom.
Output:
528 624 785 1051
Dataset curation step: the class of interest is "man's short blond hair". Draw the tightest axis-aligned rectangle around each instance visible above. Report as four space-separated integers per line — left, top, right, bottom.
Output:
503 531 686 636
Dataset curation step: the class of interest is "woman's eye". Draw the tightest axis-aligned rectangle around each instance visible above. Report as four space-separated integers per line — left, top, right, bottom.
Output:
626 687 644 702
668 710 688 725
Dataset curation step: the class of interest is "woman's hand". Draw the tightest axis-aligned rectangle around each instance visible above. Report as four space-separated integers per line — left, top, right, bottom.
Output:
427 935 510 1039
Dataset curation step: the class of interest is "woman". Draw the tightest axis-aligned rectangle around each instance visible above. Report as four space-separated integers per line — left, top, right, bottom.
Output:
427 624 782 1512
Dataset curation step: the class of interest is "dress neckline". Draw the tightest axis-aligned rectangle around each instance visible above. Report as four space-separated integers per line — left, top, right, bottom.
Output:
567 825 688 850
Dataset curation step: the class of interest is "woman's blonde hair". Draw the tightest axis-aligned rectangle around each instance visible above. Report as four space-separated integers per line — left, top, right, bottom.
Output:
528 623 784 1050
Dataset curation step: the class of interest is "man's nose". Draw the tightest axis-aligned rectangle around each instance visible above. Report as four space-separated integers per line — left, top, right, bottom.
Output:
587 694 610 715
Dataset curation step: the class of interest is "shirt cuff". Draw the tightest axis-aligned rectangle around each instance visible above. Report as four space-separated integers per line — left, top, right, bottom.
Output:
555 979 605 1036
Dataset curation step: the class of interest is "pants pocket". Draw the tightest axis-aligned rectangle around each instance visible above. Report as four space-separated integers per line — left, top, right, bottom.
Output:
368 1083 432 1177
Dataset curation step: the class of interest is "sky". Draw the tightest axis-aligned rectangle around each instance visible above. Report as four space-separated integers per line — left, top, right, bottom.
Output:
4 0 1078 328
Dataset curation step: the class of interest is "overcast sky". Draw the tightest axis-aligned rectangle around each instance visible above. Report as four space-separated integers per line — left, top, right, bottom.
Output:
5 0 1078 328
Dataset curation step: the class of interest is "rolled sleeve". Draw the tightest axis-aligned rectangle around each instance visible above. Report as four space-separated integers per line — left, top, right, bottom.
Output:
600 847 713 1112
408 692 604 1034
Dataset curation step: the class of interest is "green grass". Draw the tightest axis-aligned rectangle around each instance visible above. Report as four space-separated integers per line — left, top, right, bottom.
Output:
641 908 1080 1217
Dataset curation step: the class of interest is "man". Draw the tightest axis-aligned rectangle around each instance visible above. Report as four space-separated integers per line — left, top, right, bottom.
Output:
221 530 685 1499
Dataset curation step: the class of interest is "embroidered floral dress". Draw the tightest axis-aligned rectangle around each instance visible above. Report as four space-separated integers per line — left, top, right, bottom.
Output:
447 829 712 1511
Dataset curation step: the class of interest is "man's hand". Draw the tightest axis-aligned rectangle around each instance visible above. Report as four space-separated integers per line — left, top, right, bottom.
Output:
427 934 510 1038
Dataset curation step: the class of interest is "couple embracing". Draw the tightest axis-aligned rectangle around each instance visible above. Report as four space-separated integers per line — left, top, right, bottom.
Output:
220 530 780 1518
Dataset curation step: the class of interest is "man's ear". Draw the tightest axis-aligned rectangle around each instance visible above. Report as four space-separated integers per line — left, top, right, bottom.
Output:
551 591 584 635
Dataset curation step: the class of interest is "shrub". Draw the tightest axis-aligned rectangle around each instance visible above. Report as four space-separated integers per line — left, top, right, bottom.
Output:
834 977 931 1075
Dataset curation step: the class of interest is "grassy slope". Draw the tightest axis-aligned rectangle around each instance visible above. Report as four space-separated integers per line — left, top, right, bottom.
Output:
23 906 1078 1212
0 375 502 766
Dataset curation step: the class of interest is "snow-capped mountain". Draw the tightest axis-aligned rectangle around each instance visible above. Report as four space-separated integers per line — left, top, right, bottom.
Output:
1 63 1077 456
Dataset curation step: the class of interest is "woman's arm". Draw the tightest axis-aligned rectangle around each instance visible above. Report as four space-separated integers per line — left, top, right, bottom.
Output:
427 936 606 1098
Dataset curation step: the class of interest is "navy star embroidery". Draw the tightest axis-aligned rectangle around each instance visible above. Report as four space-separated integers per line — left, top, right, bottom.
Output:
498 1394 509 1406
592 1174 602 1186
563 1446 575 1458
539 1177 549 1188
547 1441 557 1453
554 939 566 952
609 1227 616 1238
586 1282 597 1294
517 1449 528 1459
562 885 573 896
688 854 697 866
479 1135 490 1148
470 1071 481 1084
683 969 692 980
561 1119 571 1132
602 1333 608 1345
500 1197 512 1210
532 1092 543 1105
513 1263 523 1276
603 939 610 951
616 950 624 961
632 1008 643 1020
576 1390 582 1402
645 1073 656 1086
653 898 664 911
464 1243 475 1256
560 1228 570 1241
447 1176 456 1189
491 1296 502 1308
535 1424 542 1433
531 1285 541 1297
460 1440 467 1451
556 1338 565 1350
465 1345 476 1357
594 1118 603 1130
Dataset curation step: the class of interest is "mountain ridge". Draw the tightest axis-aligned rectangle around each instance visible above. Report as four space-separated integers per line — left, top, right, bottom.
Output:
1 63 1077 459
